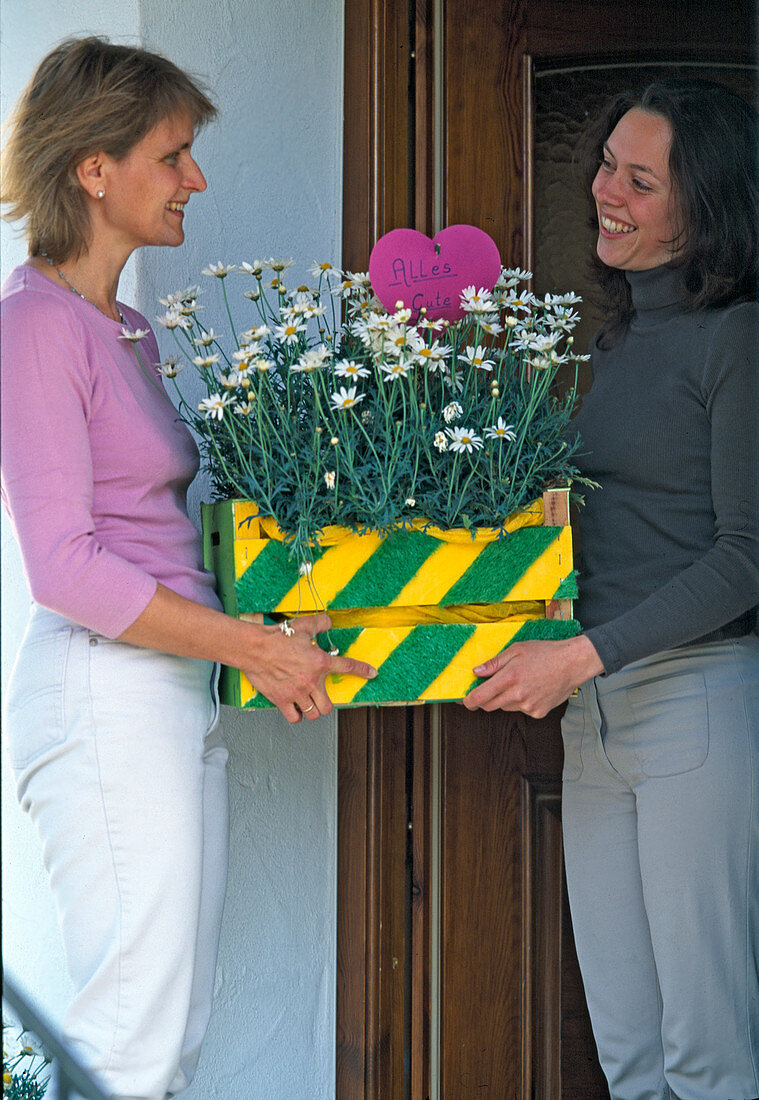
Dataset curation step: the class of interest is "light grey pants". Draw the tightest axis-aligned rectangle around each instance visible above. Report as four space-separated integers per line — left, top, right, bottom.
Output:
561 636 759 1100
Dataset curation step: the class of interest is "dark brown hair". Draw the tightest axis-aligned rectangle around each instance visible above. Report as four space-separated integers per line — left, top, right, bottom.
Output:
580 79 759 344
1 36 217 261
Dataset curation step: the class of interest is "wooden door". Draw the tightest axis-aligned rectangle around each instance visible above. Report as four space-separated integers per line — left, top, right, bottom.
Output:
338 3 757 1097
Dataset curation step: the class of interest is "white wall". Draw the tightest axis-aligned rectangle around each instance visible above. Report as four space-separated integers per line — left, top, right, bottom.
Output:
1 2 345 1096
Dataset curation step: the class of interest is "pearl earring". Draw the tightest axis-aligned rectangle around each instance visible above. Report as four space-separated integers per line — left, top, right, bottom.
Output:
97 190 105 199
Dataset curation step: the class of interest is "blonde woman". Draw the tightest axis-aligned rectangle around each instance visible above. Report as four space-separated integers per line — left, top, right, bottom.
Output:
1 37 375 1099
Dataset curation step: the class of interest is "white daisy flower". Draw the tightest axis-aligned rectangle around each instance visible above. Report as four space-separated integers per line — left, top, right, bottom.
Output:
324 470 336 489
198 393 231 420
192 352 221 367
299 560 313 575
156 308 190 330
405 497 416 507
192 329 219 347
484 417 516 442
239 324 271 343
460 286 496 314
310 261 341 280
330 385 365 410
501 288 536 313
274 319 307 344
234 400 256 416
478 318 504 337
267 258 295 272
495 266 532 290
334 359 371 379
461 344 495 372
442 401 463 423
239 260 267 276
292 345 330 372
446 426 483 453
433 431 448 452
253 357 275 373
202 262 236 278
415 340 452 370
380 358 412 380
119 325 150 342
155 355 185 378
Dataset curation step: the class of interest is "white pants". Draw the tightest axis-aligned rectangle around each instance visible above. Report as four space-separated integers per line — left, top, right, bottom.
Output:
5 605 229 1100
561 636 759 1100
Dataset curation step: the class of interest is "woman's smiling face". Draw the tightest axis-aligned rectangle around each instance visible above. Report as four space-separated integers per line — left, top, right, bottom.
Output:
591 107 681 272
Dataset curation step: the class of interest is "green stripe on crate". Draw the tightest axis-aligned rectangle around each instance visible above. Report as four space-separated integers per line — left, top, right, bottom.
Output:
462 617 581 695
552 570 578 599
441 526 559 605
329 529 441 610
350 622 476 704
235 540 325 613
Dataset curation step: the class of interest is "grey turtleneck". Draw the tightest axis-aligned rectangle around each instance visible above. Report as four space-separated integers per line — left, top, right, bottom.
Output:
572 265 759 675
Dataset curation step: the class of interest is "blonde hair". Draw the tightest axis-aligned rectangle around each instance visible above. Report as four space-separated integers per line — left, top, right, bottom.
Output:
1 36 217 262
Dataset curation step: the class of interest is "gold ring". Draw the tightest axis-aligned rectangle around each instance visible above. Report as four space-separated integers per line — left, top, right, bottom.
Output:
302 702 317 714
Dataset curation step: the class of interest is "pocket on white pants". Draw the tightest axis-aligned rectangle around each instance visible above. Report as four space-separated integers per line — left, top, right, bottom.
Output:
5 626 73 770
627 671 708 777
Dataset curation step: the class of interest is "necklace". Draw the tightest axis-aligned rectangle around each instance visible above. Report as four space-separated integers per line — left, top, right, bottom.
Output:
39 250 124 324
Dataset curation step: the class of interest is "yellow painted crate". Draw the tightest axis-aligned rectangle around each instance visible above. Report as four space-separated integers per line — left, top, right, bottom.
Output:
201 488 579 708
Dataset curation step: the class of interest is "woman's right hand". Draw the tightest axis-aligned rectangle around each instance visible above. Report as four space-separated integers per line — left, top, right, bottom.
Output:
240 612 376 723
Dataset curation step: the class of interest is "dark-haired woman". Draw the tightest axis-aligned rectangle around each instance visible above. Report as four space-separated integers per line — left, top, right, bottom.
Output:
466 81 759 1099
1 37 375 1099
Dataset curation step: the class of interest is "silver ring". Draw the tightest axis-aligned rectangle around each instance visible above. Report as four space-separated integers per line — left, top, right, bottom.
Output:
302 702 317 714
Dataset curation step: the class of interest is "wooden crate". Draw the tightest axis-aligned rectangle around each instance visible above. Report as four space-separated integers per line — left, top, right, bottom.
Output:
201 488 578 708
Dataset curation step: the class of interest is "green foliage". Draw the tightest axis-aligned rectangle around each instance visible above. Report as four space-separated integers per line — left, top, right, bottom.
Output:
156 262 591 565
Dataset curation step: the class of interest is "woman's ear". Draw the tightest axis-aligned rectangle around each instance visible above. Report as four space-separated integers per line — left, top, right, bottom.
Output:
75 154 107 200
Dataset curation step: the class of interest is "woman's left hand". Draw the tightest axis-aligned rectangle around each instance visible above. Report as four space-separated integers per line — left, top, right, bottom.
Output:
462 634 604 717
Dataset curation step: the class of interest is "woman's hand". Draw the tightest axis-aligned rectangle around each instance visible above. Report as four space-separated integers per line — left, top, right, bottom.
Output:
240 612 376 723
462 634 604 718
118 584 375 724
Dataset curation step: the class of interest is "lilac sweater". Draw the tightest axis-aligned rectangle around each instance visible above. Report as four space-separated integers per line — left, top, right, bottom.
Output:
1 265 220 637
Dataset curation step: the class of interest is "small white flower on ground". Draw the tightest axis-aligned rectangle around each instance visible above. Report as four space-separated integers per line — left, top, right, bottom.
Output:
334 359 371 379
442 401 463 423
274 319 307 344
202 262 236 278
484 417 516 442
405 497 416 507
433 431 448 452
461 344 495 372
193 329 219 347
156 356 185 378
324 471 336 489
330 385 365 410
119 325 150 342
199 393 231 420
292 345 330 372
192 352 221 367
446 426 483 453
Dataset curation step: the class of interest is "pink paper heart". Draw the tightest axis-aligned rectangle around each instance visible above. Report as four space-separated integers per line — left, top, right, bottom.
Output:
368 225 502 323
